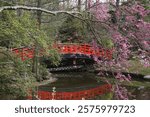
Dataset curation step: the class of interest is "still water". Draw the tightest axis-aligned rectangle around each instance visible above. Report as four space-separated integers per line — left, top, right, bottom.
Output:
39 71 150 100
39 72 104 92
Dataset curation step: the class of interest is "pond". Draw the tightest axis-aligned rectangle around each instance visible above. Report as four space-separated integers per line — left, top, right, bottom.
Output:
38 71 150 100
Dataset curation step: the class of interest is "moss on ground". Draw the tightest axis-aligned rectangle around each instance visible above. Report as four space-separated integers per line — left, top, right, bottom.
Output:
128 60 150 75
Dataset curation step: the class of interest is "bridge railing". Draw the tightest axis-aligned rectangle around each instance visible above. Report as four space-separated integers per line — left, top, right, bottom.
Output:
12 43 114 61
55 43 113 59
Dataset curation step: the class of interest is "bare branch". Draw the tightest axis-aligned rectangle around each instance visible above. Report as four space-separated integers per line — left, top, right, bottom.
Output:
0 5 110 24
0 5 82 16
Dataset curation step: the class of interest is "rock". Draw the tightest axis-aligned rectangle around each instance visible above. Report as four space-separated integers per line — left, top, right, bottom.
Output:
144 75 150 79
38 77 57 86
138 86 145 90
44 71 52 80
49 77 57 83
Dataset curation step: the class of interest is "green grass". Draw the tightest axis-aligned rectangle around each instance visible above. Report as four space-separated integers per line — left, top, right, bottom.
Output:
122 80 150 88
128 60 150 75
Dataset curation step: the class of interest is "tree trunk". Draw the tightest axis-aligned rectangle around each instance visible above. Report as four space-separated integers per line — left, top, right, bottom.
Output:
67 0 70 9
37 0 42 29
63 0 65 10
85 0 88 10
78 0 81 11
116 0 120 8
32 0 42 81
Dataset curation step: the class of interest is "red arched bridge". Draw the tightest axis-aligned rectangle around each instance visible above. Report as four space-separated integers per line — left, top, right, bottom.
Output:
12 43 113 61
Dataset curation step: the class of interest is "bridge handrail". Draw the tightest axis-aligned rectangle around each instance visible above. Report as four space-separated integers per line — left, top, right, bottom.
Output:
11 43 114 61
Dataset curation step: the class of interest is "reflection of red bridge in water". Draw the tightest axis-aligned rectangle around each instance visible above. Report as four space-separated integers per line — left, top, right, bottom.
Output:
28 84 112 100
12 43 113 61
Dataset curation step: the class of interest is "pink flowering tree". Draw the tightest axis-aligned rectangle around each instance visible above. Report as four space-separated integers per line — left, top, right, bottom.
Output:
87 0 150 99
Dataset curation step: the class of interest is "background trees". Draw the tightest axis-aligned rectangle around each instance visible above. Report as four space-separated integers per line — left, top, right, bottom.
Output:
0 0 60 99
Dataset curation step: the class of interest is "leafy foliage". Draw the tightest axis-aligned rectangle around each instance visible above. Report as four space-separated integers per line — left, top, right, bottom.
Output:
0 50 35 99
0 10 51 48
0 1 61 99
58 16 89 43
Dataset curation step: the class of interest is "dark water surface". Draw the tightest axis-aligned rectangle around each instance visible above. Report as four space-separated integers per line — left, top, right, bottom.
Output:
39 72 104 92
39 71 150 100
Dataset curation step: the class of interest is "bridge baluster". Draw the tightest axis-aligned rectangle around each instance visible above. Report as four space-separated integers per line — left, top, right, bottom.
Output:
83 44 92 55
105 49 113 59
12 43 113 61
